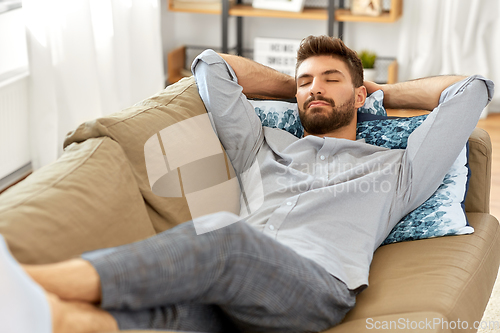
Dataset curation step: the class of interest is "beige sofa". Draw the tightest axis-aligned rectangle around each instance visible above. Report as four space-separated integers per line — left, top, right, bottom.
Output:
0 76 499 333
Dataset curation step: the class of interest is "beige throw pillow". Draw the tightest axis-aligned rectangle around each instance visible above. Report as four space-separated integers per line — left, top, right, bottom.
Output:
64 76 240 233
0 137 156 264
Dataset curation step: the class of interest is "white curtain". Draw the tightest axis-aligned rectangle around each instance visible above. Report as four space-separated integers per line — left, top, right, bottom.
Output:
398 0 500 115
23 0 165 169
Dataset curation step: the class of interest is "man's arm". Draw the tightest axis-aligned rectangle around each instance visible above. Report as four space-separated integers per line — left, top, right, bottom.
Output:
389 76 494 218
219 53 296 99
364 75 467 110
191 50 266 175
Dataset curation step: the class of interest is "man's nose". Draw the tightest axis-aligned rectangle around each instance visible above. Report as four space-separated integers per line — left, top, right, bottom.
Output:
309 79 325 96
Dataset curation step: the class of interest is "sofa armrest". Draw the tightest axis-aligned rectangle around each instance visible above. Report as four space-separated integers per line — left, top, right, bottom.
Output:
465 127 492 214
326 212 500 333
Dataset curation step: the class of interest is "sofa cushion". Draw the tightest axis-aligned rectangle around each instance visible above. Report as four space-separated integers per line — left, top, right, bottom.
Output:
0 137 156 264
64 76 240 233
251 100 304 138
357 90 386 116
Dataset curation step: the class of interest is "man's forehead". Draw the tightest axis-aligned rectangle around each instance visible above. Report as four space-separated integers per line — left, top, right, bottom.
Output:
296 55 350 77
297 69 346 80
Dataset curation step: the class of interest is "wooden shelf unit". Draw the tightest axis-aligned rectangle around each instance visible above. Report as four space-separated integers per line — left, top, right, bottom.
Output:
387 59 398 85
167 0 402 84
168 6 220 15
167 0 402 53
168 3 329 20
229 5 328 20
168 49 398 85
336 0 402 22
167 0 225 14
168 0 402 21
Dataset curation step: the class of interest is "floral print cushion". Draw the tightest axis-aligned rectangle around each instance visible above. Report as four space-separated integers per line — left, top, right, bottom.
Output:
357 115 473 245
356 115 427 148
251 100 304 138
249 91 472 245
357 90 386 116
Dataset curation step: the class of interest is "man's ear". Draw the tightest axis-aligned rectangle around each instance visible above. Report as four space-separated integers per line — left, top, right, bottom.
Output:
354 85 367 108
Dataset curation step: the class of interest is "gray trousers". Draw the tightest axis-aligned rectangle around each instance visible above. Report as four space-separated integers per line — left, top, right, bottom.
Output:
81 212 356 333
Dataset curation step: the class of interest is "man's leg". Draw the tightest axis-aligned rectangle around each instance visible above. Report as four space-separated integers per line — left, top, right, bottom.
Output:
26 257 239 332
104 303 240 332
25 259 238 332
23 238 239 332
70 212 356 332
19 211 355 332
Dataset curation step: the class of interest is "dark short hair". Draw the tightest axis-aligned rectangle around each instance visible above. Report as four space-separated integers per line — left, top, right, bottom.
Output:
296 35 364 87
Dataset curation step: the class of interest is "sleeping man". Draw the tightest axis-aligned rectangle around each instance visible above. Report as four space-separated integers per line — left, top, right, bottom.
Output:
0 35 494 333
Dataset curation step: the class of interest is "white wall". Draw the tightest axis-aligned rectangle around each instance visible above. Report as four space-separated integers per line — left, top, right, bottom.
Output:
0 8 30 183
0 8 29 76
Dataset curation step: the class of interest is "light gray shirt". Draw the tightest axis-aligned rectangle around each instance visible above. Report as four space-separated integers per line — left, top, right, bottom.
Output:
192 49 494 290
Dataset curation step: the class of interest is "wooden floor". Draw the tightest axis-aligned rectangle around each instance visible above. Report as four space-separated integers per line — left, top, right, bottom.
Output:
387 110 500 219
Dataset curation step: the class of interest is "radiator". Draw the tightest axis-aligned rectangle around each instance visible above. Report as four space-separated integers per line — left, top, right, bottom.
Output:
0 67 31 189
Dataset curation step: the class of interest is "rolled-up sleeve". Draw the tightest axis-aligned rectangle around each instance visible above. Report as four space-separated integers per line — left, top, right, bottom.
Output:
191 50 264 175
399 75 494 214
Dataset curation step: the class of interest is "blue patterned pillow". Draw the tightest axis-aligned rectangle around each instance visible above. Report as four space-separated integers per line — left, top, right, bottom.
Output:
250 92 473 245
357 116 473 245
250 100 304 138
358 90 386 116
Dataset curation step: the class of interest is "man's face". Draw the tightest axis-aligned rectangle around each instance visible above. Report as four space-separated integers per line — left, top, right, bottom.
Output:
295 55 362 136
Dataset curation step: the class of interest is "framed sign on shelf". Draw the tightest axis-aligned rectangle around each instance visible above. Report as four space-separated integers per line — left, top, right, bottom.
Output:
252 0 305 12
254 37 301 76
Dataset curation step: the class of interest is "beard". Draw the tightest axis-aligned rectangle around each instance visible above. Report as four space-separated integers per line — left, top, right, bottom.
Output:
299 93 356 136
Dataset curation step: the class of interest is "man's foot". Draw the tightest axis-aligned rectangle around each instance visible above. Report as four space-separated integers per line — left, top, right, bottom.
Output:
0 234 51 333
0 235 119 333
47 292 119 333
23 258 102 303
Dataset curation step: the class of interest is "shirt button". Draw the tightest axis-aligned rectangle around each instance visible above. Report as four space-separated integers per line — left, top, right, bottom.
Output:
286 201 292 206
320 155 326 160
269 225 275 230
